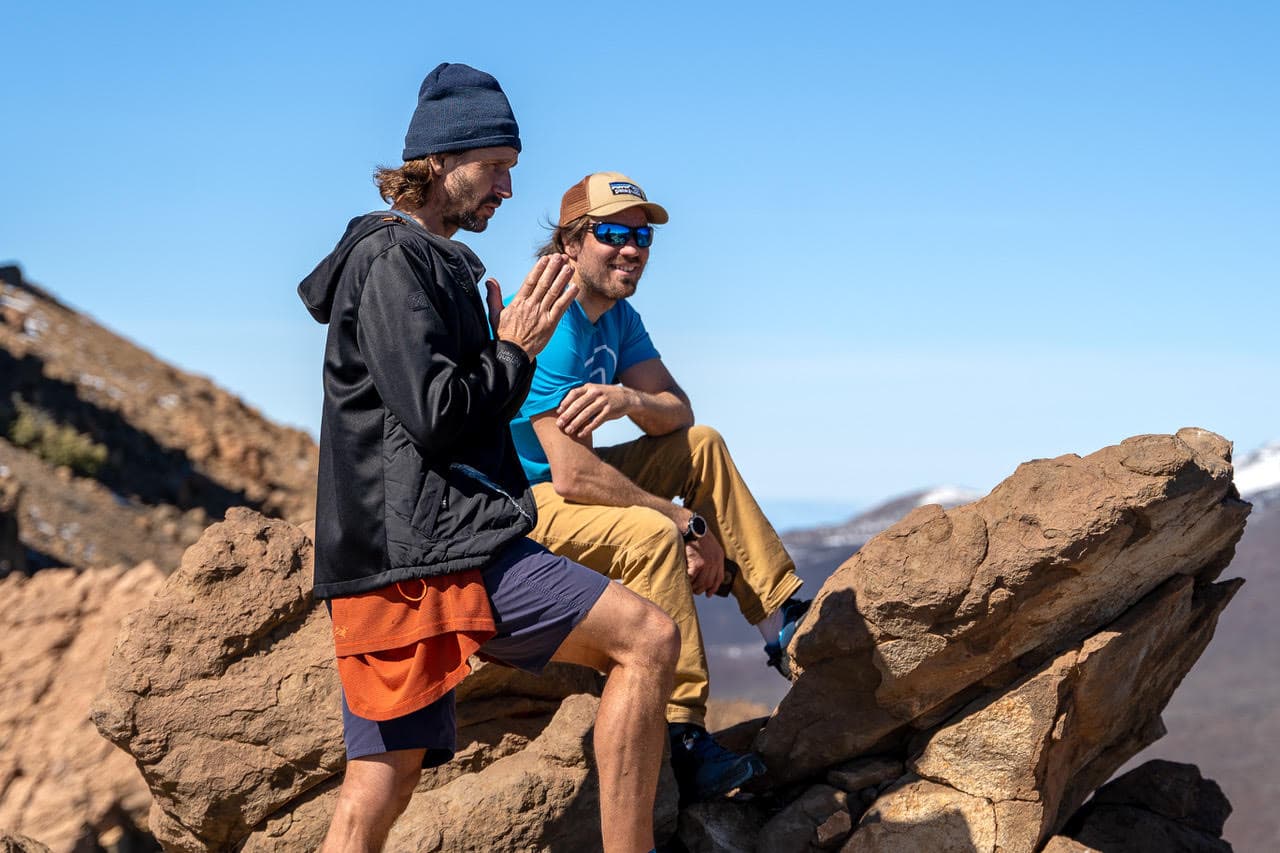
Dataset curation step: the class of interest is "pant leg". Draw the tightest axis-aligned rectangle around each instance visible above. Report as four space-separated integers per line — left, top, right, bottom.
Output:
529 482 709 728
596 425 804 625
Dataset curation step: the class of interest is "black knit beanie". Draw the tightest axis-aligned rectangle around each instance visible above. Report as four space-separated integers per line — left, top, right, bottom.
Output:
401 63 521 161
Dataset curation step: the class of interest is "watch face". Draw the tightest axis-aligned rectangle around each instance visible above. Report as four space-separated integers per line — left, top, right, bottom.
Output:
689 514 707 538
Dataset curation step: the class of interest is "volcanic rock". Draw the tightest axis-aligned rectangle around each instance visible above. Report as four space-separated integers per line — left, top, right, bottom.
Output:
91 507 652 852
844 572 1238 850
88 430 1248 852
757 428 1249 784
0 563 165 851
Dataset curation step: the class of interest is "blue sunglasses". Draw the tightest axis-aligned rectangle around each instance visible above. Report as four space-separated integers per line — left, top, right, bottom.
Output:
590 221 654 248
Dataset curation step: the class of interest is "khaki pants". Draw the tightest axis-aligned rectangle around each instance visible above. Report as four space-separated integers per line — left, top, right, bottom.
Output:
529 424 802 727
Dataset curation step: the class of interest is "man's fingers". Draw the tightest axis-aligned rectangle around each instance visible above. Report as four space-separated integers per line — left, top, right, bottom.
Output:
557 385 585 414
514 255 552 302
547 280 579 321
526 254 568 305
561 397 604 436
540 261 575 313
484 278 504 333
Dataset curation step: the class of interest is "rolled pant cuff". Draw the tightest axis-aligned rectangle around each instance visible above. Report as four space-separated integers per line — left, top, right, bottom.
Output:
742 571 805 626
666 706 706 728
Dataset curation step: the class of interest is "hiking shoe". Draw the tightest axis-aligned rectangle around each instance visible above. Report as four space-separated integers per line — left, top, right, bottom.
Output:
668 723 767 804
763 597 811 680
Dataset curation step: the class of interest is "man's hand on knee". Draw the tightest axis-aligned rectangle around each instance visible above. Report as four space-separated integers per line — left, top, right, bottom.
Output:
685 533 725 597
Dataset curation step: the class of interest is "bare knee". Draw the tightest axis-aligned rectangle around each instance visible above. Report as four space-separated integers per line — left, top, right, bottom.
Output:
625 599 680 678
336 752 422 823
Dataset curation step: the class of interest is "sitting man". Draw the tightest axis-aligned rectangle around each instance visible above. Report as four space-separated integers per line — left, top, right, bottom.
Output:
508 171 810 802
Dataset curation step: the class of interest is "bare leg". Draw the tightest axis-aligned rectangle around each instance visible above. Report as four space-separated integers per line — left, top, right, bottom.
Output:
553 582 680 853
320 748 426 853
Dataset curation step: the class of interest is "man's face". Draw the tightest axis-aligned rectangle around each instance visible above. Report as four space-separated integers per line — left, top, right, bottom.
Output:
566 205 650 302
438 146 518 233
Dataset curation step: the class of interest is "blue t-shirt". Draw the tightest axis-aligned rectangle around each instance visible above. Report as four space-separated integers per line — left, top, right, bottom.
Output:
510 298 660 484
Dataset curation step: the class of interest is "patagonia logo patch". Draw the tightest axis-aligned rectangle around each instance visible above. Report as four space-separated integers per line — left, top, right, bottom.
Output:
408 291 430 311
608 182 646 200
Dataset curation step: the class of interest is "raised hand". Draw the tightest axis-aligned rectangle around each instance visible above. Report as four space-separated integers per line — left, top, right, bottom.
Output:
487 254 578 358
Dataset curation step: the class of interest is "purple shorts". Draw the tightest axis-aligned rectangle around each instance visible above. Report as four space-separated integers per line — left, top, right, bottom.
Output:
340 537 610 767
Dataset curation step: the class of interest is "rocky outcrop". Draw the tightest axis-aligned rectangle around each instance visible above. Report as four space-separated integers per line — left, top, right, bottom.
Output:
757 429 1246 780
91 508 672 852
90 430 1247 851
1043 760 1233 852
0 563 165 851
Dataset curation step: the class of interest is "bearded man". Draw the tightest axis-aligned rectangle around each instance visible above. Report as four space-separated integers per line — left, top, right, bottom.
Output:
509 172 811 803
299 68 678 853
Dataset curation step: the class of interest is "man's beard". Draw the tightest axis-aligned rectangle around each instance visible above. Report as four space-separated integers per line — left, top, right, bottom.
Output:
447 195 500 233
576 264 639 302
441 177 501 234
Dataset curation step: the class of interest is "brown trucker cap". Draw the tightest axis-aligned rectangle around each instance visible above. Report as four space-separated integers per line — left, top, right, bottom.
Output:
558 171 670 226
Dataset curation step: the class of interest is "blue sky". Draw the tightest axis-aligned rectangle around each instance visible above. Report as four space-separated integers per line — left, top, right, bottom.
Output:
3 2 1277 523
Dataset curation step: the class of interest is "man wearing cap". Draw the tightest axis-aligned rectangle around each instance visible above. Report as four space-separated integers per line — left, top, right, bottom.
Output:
299 67 678 853
509 172 811 803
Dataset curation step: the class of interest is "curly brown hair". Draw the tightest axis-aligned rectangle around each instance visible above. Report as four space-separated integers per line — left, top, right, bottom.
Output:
373 157 442 209
535 215 594 258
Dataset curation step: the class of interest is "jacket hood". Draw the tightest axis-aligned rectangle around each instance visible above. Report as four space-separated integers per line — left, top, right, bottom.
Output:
297 212 486 324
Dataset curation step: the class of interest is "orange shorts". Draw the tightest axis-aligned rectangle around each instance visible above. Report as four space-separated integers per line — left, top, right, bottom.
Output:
329 572 495 722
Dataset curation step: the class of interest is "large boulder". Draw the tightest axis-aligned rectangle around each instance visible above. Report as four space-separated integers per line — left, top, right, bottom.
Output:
0 563 164 851
88 431 1248 852
91 508 654 852
757 428 1249 784
843 572 1239 851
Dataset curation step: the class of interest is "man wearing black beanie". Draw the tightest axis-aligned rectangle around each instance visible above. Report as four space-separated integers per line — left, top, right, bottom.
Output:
299 63 679 853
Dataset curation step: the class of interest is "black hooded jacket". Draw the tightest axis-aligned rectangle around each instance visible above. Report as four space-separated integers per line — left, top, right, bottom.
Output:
298 212 537 599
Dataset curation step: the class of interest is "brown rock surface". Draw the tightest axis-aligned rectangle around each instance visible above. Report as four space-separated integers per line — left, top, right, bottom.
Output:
841 572 1238 850
757 428 1249 783
244 694 678 852
0 563 165 851
757 784 851 853
92 507 625 852
85 430 1249 852
843 777 997 852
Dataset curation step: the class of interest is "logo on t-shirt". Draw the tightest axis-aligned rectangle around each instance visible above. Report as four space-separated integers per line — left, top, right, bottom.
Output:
585 344 618 385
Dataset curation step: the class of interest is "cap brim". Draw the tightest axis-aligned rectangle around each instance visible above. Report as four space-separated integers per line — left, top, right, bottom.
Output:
587 199 669 225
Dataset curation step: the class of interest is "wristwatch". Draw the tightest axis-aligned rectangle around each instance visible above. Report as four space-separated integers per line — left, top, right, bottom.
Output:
682 513 708 542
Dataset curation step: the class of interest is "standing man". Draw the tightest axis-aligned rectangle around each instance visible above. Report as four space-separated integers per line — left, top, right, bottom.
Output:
298 66 678 853
509 172 811 803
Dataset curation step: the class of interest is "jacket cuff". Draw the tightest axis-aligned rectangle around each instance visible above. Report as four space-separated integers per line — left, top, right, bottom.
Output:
495 339 532 375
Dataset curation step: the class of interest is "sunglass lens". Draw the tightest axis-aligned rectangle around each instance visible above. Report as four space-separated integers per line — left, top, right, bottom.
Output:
593 223 653 248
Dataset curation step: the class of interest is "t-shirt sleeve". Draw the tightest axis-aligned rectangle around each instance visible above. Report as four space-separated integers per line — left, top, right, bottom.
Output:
616 302 661 374
519 314 588 418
